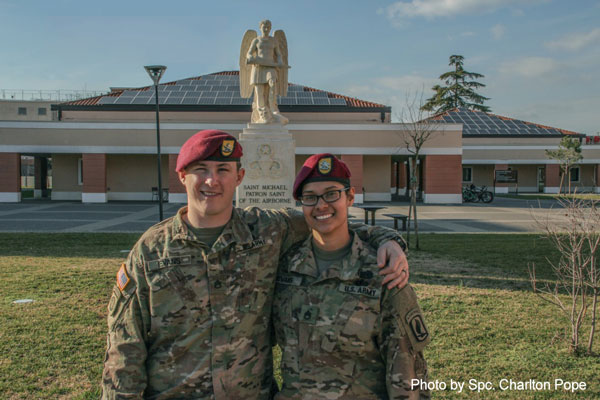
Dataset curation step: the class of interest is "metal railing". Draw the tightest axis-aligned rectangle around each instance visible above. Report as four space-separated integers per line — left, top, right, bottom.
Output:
0 89 107 102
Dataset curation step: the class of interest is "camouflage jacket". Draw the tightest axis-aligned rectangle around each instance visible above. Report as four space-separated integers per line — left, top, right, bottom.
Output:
102 207 402 400
273 232 431 399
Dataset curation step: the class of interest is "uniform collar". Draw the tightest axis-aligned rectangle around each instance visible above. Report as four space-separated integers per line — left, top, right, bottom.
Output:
172 206 254 250
288 229 370 281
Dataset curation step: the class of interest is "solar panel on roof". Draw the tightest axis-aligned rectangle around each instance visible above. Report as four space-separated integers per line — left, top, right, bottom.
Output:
329 98 346 105
311 92 328 98
279 97 297 105
98 97 117 104
198 98 216 105
215 97 231 105
296 92 311 98
230 98 251 105
164 97 183 105
297 98 313 105
312 98 330 105
114 97 135 104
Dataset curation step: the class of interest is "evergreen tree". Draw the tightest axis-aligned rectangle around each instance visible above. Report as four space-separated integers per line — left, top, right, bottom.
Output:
421 55 491 113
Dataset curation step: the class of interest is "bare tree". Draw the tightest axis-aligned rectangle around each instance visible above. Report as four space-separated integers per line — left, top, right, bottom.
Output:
530 197 600 354
395 90 438 250
545 136 583 194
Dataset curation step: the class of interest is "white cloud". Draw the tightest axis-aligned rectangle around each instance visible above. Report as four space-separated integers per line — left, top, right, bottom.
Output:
383 0 546 23
498 57 559 78
491 24 505 40
545 28 600 51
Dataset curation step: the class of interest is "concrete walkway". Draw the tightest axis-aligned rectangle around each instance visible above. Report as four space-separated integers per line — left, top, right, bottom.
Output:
0 196 566 233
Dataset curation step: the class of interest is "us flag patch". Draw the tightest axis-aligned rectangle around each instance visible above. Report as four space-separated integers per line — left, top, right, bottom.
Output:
117 263 130 292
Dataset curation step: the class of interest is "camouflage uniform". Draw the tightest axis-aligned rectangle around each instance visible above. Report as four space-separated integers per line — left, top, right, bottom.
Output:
102 207 401 399
273 232 430 399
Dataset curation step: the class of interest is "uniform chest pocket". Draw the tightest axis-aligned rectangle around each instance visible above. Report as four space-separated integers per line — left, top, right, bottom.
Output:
147 268 188 325
326 290 381 356
234 248 270 312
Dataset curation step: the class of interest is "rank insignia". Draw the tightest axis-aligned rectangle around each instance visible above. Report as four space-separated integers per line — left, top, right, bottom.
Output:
318 157 332 175
220 139 235 157
116 263 130 292
299 305 319 324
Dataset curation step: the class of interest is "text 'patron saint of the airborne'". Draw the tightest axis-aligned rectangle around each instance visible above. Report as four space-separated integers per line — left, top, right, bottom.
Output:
240 20 289 125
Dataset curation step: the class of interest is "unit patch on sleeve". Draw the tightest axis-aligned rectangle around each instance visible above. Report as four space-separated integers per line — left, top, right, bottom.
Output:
406 308 429 342
116 263 130 292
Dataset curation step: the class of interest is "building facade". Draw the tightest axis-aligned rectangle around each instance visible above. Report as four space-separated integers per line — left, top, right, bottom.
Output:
1 72 598 204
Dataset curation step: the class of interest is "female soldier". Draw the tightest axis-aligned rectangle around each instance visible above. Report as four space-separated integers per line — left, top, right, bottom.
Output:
273 153 430 399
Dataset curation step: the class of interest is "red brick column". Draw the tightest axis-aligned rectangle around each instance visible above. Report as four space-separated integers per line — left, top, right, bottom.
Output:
168 154 187 203
544 164 560 194
0 153 21 202
390 161 397 194
595 164 600 194
398 162 407 192
82 153 107 202
341 155 364 203
422 155 462 203
494 163 509 193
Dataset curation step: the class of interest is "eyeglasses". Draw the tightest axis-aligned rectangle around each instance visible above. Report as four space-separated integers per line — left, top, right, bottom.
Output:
299 187 350 206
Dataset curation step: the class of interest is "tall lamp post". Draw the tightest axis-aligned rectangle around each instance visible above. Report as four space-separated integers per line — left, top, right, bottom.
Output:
144 65 167 221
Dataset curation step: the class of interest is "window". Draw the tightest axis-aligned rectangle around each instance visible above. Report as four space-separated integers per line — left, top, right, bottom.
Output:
38 108 47 115
18 107 27 115
78 158 83 185
570 166 580 182
462 167 473 182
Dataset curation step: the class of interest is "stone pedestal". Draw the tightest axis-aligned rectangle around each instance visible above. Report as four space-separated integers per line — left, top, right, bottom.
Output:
236 124 295 209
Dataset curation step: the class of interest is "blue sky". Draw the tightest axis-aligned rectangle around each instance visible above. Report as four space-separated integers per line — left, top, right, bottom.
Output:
1 0 599 134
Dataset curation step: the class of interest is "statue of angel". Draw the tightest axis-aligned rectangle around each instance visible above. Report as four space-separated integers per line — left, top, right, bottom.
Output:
240 20 289 125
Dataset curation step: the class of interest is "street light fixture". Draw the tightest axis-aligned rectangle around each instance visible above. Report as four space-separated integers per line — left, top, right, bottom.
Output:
144 65 167 221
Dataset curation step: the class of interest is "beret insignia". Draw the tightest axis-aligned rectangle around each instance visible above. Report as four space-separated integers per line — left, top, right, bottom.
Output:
221 139 235 157
318 157 332 175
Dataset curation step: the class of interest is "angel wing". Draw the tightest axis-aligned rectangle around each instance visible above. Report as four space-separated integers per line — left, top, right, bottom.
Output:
239 30 257 99
274 30 288 97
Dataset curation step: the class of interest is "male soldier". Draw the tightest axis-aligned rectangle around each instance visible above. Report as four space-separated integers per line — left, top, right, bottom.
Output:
102 130 408 399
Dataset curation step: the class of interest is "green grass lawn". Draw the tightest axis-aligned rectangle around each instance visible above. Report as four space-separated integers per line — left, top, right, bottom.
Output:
1 233 598 399
497 193 600 201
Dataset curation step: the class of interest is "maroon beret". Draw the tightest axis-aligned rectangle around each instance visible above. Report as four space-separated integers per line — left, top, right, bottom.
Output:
176 130 243 172
293 153 351 199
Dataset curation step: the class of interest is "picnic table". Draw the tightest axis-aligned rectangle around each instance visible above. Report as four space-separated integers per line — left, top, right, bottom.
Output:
354 205 386 225
383 213 408 231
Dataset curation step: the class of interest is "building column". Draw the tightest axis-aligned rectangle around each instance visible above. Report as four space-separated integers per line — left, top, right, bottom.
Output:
0 153 21 202
82 154 107 203
341 155 363 204
34 156 48 199
168 154 187 203
398 161 407 195
390 162 397 195
494 163 509 194
422 155 462 204
594 164 600 193
544 164 560 194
